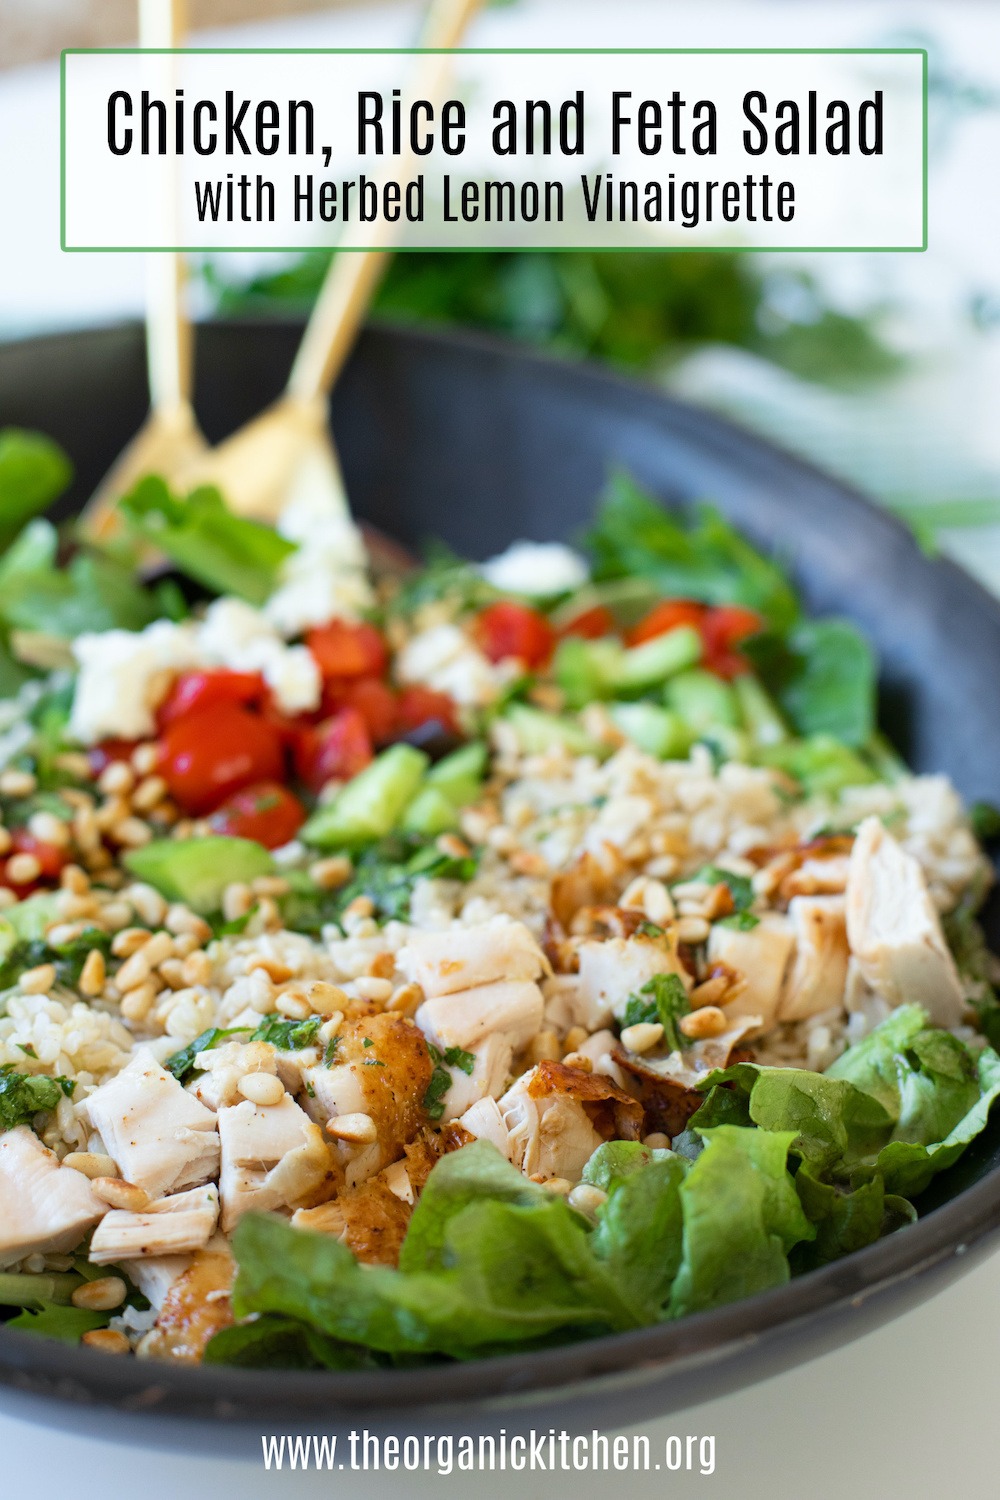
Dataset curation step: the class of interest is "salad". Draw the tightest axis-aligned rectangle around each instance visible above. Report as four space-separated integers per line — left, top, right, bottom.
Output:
0 424 997 1369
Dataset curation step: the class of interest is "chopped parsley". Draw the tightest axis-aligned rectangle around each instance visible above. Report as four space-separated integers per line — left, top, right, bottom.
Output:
250 1015 323 1052
716 911 760 932
687 864 755 916
279 835 480 935
322 1036 341 1066
0 927 114 993
422 1043 476 1121
621 972 691 1053
164 1025 251 1083
0 1063 75 1131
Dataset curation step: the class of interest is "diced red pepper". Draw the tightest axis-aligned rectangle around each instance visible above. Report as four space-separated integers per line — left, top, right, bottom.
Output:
306 619 388 681
559 605 615 640
324 676 400 746
396 685 461 738
294 707 373 793
156 670 265 731
209 781 306 849
4 829 68 893
700 605 763 679
157 703 285 816
473 601 556 669
627 599 706 647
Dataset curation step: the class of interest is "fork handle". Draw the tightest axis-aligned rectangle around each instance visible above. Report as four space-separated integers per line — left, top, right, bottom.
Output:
285 0 484 404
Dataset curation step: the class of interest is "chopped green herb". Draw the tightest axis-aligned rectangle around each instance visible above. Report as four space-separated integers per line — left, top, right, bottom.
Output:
716 911 760 932
280 835 480 935
971 800 1000 843
0 1063 75 1131
423 1043 477 1120
165 1025 251 1083
635 920 665 939
322 1036 341 1067
621 973 692 1053
364 1059 386 1068
251 1015 323 1052
688 865 755 915
0 927 114 992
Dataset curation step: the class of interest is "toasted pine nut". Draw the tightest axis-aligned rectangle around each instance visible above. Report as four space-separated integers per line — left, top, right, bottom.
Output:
131 775 168 813
44 922 86 948
6 853 41 885
111 927 151 959
690 974 730 1009
127 883 168 927
181 951 212 987
527 1029 561 1065
82 1328 131 1354
97 761 134 796
113 817 152 848
58 864 90 895
53 751 93 780
62 1151 118 1180
342 895 375 921
165 905 211 942
567 1183 607 1216
238 1072 285 1107
250 875 290 898
540 1177 572 1195
367 951 396 980
436 833 470 860
276 990 311 1020
563 1025 589 1052
387 982 423 1014
120 982 158 1023
305 981 349 1016
141 931 174 968
309 856 352 890
79 949 107 997
20 963 56 994
131 743 159 777
91 1177 149 1212
620 1021 664 1055
679 1005 728 1040
115 949 151 992
27 810 71 847
327 1111 377 1144
676 916 711 945
561 1051 593 1073
0 769 36 797
353 977 393 1003
72 1276 127 1312
0 828 11 856
99 900 134 932
222 882 253 923
642 1132 671 1150
247 957 293 984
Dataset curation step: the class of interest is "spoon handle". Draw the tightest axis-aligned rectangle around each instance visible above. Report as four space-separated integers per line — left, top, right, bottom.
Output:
285 0 484 405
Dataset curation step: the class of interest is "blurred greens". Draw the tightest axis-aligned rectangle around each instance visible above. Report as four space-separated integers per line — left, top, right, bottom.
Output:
202 251 902 389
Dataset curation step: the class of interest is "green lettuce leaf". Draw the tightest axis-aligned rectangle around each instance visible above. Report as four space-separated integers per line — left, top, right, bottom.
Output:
872 1047 1000 1198
203 1313 378 1370
0 550 161 637
120 476 295 606
746 619 875 748
669 1125 815 1318
589 1151 687 1319
0 429 72 551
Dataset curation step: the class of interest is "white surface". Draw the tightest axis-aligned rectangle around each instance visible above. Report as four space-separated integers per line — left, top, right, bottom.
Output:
2 1241 999 1495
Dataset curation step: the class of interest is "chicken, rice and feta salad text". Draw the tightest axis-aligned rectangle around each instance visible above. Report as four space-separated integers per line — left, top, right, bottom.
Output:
0 432 997 1367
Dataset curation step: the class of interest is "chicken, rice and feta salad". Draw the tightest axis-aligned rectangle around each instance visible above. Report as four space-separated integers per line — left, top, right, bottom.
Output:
0 426 998 1368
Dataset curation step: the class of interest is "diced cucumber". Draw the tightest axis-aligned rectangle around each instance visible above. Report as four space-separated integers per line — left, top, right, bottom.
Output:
401 786 461 836
665 668 740 733
609 702 691 759
733 674 788 748
425 742 488 804
758 734 877 795
302 744 429 849
616 626 702 694
124 836 274 914
554 636 622 709
502 704 605 757
3 893 59 942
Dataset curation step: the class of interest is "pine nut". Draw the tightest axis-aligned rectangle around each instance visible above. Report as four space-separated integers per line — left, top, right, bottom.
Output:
20 963 56 994
6 853 41 885
99 900 134 931
690 974 730 1009
642 1132 671 1149
564 1025 589 1052
222 882 253 923
620 1021 664 1054
131 776 168 813
63 1151 118 1179
165 905 211 942
342 895 375 921
131 743 159 777
327 1112 377 1144
111 927 151 959
53 751 93 780
0 769 36 797
276 990 311 1020
79 949 107 997
81 1328 130 1354
181 951 212 987
157 958 187 990
115 950 151 992
91 1177 149 1212
238 1072 285 1107
562 1051 593 1072
127 883 168 927
113 817 152 848
247 957 293 984
72 1276 127 1312
45 922 87 948
120 981 158 1022
304 981 349 1016
567 1183 607 1217
353 977 393 1003
367 951 396 980
250 875 290 898
676 916 711 945
27 810 71 847
308 856 353 890
98 761 134 796
541 1177 573 1195
436 833 471 860
527 1029 561 1065
55 890 97 921
679 1005 728 1040
0 828 10 856
141 931 174 968
387 982 423 1014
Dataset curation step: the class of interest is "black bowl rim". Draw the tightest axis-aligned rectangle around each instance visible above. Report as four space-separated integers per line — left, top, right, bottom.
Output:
2 316 1000 1423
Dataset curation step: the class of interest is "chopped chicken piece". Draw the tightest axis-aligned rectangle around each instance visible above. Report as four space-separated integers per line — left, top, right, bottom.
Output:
189 1040 279 1111
457 1095 512 1157
499 1060 641 1182
780 853 851 900
707 912 795 1030
120 1254 193 1312
303 1011 433 1183
845 816 965 1025
0 1127 105 1269
218 1094 333 1232
83 1049 220 1200
778 895 850 1022
138 1246 234 1363
89 1185 220 1264
549 847 625 930
435 1034 513 1120
416 979 544 1055
398 916 545 998
294 1178 411 1267
576 933 689 1029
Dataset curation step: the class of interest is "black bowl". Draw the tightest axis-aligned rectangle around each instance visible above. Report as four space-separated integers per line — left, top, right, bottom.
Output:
1 319 999 1454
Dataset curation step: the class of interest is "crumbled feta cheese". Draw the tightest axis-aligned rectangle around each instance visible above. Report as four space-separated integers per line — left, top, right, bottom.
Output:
480 540 589 596
195 599 322 715
395 622 502 707
265 491 374 637
69 621 200 744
